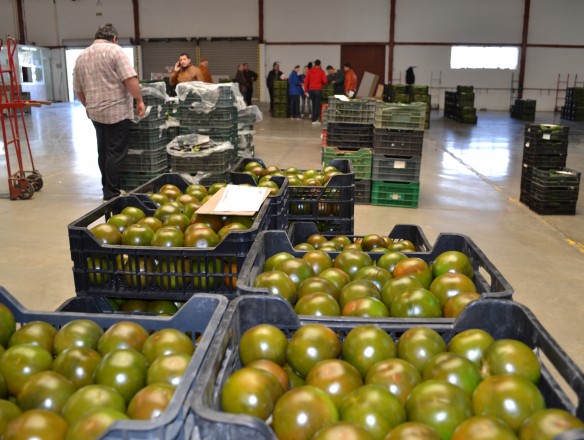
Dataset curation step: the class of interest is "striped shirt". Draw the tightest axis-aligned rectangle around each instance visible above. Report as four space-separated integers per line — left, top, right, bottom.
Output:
73 39 137 124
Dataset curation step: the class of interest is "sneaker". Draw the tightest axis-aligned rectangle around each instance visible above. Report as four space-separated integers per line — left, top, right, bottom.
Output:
312 121 321 126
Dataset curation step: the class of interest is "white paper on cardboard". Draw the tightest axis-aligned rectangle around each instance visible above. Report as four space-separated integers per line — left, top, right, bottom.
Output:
213 185 270 213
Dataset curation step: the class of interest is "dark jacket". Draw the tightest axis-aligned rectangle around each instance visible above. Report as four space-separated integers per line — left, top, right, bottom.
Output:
330 70 345 94
235 70 247 93
266 69 283 89
244 69 258 91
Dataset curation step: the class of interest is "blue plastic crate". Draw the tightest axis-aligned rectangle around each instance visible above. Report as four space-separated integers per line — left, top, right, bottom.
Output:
190 295 584 439
0 285 227 440
68 195 271 300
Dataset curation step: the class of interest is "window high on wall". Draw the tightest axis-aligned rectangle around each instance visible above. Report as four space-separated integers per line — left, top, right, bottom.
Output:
450 46 519 70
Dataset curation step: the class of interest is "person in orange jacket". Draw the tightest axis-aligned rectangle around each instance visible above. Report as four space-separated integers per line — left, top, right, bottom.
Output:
343 63 358 98
303 59 328 125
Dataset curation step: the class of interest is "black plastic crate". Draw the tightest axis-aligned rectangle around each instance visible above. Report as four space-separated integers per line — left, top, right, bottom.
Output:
178 107 237 129
287 218 354 235
530 183 580 202
169 147 236 174
326 123 374 149
355 178 371 204
528 199 577 215
372 154 422 182
0 285 227 440
231 158 355 228
68 195 271 300
287 185 355 225
128 127 168 150
236 230 512 317
522 152 567 168
120 147 169 173
523 139 568 156
531 168 581 187
287 221 432 252
190 295 584 439
525 124 569 141
373 128 424 156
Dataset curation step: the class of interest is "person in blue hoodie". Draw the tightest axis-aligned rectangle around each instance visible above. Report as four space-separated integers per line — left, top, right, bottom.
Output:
288 65 304 120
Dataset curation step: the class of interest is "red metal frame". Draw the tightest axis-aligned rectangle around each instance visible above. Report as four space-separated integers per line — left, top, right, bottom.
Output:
0 36 45 200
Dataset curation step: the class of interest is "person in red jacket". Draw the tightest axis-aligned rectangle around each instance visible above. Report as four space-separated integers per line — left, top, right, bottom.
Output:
343 63 358 98
303 59 328 125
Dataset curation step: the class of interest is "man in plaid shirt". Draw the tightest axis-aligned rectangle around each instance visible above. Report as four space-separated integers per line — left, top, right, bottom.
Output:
73 24 145 201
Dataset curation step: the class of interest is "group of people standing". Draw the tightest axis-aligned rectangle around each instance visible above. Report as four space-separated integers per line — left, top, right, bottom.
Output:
267 61 358 125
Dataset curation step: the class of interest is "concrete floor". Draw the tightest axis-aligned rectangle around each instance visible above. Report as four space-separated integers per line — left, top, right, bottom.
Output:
1 103 583 372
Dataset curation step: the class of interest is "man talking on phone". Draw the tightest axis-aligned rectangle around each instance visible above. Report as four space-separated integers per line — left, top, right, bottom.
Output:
169 53 203 86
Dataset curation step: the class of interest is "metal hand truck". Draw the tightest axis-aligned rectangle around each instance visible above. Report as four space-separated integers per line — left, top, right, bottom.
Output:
0 36 50 200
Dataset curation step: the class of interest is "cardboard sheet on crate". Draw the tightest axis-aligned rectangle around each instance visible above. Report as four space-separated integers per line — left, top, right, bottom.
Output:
196 184 270 216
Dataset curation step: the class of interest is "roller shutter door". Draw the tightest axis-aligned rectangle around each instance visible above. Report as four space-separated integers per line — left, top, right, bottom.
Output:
199 40 260 99
141 41 197 80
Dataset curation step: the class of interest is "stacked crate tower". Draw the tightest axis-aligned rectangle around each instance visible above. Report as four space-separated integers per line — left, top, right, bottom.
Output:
389 84 431 129
120 84 169 190
174 83 239 184
321 97 376 204
272 79 288 118
510 99 536 122
444 86 477 124
520 124 580 215
561 87 584 122
370 101 427 208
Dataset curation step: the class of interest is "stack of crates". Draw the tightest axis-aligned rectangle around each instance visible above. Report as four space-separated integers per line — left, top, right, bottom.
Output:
561 87 584 122
511 99 536 122
410 85 432 129
390 84 410 103
272 79 288 118
175 84 239 180
444 86 477 124
322 97 376 204
520 124 579 214
237 106 257 158
370 101 427 208
120 85 169 191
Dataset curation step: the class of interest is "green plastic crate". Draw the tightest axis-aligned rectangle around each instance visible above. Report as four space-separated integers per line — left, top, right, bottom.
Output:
371 181 420 208
321 147 372 179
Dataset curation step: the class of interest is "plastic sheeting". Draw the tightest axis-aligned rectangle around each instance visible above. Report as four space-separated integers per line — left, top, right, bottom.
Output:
166 133 234 157
140 81 168 101
175 81 246 113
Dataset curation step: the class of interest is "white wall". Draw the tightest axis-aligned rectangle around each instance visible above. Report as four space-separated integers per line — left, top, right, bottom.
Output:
139 0 258 39
529 0 584 44
264 0 389 42
395 0 523 43
0 0 18 39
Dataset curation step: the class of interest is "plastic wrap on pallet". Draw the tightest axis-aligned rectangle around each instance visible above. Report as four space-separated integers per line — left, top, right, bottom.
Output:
166 133 234 157
176 81 246 113
238 105 263 126
141 81 168 101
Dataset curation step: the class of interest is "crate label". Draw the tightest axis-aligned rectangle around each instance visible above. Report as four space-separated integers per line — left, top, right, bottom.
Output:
391 193 401 200
525 142 530 148
542 133 551 140
394 161 406 169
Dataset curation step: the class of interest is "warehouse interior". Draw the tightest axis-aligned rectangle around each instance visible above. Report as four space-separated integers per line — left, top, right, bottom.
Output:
1 0 584 431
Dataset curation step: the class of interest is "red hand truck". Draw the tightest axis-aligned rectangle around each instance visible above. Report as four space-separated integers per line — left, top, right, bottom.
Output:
0 36 50 200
